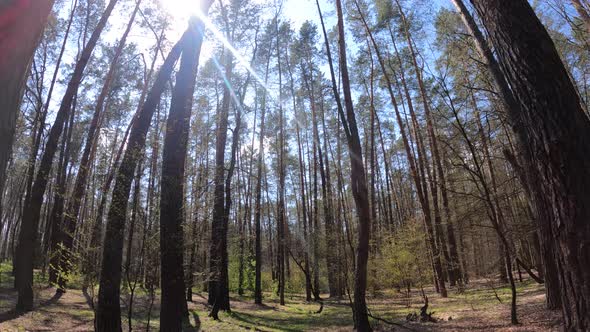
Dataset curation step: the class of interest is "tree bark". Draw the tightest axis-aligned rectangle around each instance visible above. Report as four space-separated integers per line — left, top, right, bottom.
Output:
470 1 590 329
452 0 561 309
275 19 286 307
335 0 372 330
253 36 272 305
208 48 233 318
159 7 211 329
95 27 188 332
0 0 55 224
56 0 141 291
15 0 118 311
48 95 77 286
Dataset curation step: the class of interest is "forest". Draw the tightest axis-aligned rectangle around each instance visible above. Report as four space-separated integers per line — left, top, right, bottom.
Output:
0 0 589 331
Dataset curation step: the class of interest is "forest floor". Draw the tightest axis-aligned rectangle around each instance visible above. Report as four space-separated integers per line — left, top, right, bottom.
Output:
0 264 562 331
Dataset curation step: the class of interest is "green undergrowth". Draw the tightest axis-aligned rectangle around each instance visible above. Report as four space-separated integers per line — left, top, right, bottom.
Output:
0 261 545 331
190 295 354 332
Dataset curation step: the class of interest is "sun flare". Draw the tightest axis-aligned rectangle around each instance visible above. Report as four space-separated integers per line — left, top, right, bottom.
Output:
159 0 203 19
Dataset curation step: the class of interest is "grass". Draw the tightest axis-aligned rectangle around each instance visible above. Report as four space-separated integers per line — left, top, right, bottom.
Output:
188 295 353 332
0 262 558 331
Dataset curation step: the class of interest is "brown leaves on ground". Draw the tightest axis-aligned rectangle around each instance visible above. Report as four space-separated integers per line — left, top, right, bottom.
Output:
0 279 562 331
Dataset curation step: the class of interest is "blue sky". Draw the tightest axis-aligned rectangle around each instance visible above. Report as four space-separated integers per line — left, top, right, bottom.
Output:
47 0 451 128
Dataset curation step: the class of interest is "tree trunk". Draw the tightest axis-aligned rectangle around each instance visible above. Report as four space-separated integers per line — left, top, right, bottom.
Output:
213 61 242 317
396 2 458 286
453 0 561 309
26 1 77 270
95 26 188 332
470 1 590 329
57 0 140 291
159 8 211 329
320 93 341 297
48 95 77 286
275 19 286 306
15 0 118 311
42 1 80 279
253 38 273 305
334 0 372 330
0 0 55 224
208 48 233 318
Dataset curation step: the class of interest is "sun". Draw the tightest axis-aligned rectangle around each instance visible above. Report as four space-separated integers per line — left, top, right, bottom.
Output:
155 0 264 92
157 0 206 42
159 0 203 21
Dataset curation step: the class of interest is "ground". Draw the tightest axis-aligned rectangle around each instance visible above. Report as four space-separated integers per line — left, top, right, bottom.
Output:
0 265 562 331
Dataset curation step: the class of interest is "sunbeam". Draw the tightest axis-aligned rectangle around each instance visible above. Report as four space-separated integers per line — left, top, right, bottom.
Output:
193 8 269 93
210 54 244 111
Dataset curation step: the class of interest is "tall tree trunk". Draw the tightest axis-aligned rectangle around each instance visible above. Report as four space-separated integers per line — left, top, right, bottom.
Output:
48 95 77 286
309 95 320 299
301 46 334 299
187 154 208 301
42 1 80 277
95 26 189 332
15 0 119 311
294 95 312 301
213 66 242 317
334 0 372 330
86 27 164 288
159 7 211 329
469 1 590 329
275 19 286 307
24 0 76 258
0 0 55 223
253 39 272 305
396 0 457 286
208 48 233 318
452 0 560 309
320 92 341 297
355 0 447 297
57 0 141 291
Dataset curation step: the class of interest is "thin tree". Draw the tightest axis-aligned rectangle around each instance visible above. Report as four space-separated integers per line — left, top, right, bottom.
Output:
254 33 273 305
15 0 119 311
55 0 142 292
275 17 287 307
208 47 233 318
334 0 372 329
352 0 447 297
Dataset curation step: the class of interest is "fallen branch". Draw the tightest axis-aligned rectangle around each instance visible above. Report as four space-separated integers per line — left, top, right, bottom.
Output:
288 250 323 314
484 277 503 304
367 307 418 331
516 258 544 284
405 293 437 323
